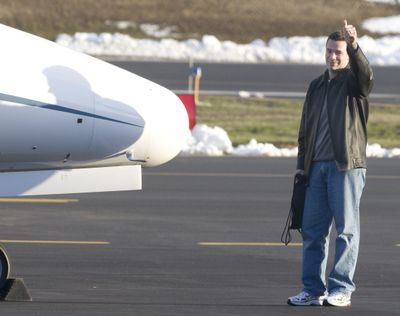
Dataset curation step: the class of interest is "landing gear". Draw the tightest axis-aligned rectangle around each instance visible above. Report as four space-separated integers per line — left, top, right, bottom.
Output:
0 246 31 301
0 247 10 289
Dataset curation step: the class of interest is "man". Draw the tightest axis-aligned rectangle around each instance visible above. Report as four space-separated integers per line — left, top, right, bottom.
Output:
287 20 373 307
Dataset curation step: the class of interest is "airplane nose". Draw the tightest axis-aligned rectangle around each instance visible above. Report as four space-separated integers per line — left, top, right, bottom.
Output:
132 88 189 167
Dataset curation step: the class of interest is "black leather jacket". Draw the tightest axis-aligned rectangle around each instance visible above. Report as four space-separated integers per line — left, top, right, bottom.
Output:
297 45 374 177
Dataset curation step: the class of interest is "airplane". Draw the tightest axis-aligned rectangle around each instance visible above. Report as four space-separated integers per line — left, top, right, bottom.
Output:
0 23 189 295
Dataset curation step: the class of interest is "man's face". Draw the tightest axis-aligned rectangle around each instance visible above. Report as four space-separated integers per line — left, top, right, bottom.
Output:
325 39 349 72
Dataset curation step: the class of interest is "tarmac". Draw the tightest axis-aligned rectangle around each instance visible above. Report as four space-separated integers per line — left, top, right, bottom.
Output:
0 157 398 315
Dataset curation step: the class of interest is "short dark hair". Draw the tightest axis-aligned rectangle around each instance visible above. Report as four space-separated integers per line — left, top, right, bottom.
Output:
326 31 346 44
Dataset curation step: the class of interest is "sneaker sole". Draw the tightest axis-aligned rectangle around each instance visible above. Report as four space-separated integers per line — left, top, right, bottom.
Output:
287 299 324 306
323 299 351 307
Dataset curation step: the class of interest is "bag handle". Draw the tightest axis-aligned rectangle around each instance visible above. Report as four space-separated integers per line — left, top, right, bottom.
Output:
281 174 304 245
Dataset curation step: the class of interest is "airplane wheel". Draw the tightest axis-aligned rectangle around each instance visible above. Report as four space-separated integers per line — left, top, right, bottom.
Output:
0 247 10 289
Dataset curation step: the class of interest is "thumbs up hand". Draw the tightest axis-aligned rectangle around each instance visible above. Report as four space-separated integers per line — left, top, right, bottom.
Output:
342 19 358 49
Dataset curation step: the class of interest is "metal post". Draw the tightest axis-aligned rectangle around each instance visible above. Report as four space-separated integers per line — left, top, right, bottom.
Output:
188 58 194 93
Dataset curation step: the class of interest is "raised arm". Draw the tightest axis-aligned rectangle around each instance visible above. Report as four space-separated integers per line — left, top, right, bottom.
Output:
343 19 374 97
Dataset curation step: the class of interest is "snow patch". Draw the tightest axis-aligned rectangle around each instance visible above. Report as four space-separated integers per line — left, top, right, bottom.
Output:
181 124 400 158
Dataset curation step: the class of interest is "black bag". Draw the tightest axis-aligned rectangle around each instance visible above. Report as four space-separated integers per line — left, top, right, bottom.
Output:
281 173 307 245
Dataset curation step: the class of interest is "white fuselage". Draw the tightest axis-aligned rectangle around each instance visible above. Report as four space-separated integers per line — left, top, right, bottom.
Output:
0 24 189 196
0 24 189 171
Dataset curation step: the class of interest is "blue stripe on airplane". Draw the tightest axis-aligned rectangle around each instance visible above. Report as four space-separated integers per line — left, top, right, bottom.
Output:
0 92 144 128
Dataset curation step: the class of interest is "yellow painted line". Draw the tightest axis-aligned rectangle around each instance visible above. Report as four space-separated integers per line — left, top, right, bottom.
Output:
145 172 291 178
0 240 110 245
0 198 79 204
145 172 400 180
198 242 302 247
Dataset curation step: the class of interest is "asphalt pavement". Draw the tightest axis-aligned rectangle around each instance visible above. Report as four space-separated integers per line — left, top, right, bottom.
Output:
0 157 398 315
108 61 400 104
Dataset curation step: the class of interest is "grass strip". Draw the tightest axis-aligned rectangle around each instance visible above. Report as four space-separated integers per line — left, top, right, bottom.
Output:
197 96 400 148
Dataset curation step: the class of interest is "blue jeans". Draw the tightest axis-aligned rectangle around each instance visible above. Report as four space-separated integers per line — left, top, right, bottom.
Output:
301 161 366 297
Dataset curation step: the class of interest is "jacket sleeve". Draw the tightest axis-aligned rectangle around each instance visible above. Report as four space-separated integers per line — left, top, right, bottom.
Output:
348 45 374 97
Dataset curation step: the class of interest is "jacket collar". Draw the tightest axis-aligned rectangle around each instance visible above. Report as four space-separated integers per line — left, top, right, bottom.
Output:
315 65 350 88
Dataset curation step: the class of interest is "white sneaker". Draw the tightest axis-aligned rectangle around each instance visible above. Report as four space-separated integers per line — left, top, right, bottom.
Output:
323 292 351 307
287 291 327 306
